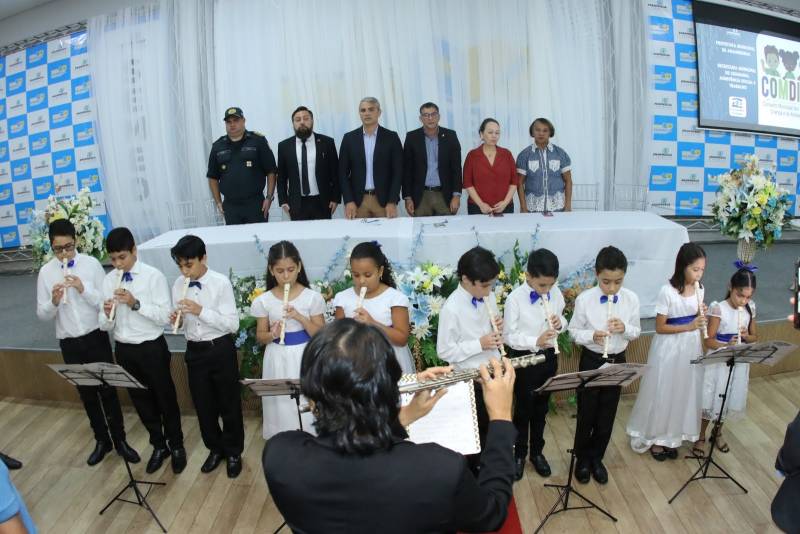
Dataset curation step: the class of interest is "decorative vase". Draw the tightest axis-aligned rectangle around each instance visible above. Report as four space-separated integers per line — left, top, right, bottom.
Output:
737 238 757 264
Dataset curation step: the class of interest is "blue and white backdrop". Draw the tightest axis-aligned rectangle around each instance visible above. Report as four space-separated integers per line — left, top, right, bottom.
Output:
0 31 109 249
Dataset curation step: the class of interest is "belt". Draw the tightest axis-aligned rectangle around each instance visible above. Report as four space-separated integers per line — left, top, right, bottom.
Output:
187 334 232 350
424 186 442 192
273 330 311 346
666 315 696 325
363 189 377 196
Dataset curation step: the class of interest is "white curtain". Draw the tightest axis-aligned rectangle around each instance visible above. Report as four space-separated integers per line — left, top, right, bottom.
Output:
88 0 216 242
213 0 616 213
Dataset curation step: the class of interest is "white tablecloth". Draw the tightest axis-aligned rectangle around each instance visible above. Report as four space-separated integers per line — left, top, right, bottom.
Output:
138 212 688 317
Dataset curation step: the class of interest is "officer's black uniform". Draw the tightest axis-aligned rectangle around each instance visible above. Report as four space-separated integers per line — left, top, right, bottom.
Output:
207 113 277 225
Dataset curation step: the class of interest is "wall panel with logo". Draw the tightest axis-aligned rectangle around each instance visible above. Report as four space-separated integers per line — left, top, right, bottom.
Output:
645 0 799 216
0 32 108 249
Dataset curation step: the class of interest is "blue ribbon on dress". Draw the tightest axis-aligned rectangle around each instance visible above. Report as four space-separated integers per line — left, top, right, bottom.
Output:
274 330 311 346
665 315 695 325
716 333 736 342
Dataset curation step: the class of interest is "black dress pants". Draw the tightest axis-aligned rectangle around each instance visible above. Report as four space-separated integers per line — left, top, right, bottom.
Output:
574 347 626 462
512 347 558 459
59 329 126 443
184 335 244 456
115 336 183 450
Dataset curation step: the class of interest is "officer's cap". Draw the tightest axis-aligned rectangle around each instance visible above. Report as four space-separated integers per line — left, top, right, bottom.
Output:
224 107 244 120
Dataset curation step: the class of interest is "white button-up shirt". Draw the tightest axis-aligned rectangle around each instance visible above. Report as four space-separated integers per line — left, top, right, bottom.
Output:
36 253 105 339
99 260 171 344
568 286 641 354
295 134 319 196
503 282 568 352
171 268 239 342
437 284 501 369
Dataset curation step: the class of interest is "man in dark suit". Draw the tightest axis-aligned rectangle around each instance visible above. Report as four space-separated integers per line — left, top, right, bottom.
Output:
339 97 403 219
263 319 517 534
403 102 463 216
277 106 340 221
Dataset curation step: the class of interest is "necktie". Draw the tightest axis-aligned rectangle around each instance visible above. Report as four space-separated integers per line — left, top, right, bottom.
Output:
530 291 549 304
301 138 310 196
189 281 202 289
122 272 133 282
471 296 484 308
600 295 618 304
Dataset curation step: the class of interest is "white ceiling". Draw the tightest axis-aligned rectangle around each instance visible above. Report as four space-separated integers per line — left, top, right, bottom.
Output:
0 0 54 21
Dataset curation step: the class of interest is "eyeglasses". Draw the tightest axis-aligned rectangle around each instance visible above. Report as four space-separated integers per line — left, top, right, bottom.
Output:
52 243 76 253
420 112 439 119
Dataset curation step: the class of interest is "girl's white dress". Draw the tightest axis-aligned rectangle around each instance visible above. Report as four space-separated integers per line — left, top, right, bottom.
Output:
626 283 706 452
702 300 754 421
333 286 416 374
251 287 325 439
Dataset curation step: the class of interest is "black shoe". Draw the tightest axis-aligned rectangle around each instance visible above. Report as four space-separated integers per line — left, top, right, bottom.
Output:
87 441 113 466
115 440 141 464
201 452 223 473
591 459 609 484
666 448 679 460
226 455 242 479
574 458 591 484
0 453 22 470
531 454 551 477
171 447 187 474
514 457 525 481
146 447 170 474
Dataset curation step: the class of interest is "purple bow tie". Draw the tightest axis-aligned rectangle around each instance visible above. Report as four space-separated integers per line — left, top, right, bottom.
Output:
471 296 484 308
189 281 202 289
61 259 75 268
530 291 549 304
600 295 618 304
122 272 133 282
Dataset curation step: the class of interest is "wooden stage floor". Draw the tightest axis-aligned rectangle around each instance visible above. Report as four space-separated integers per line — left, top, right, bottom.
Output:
2 371 797 533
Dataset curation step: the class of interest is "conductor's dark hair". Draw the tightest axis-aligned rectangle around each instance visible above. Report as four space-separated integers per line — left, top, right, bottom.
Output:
266 240 310 290
350 241 396 288
301 319 404 454
527 248 559 278
669 242 706 293
419 102 439 114
530 117 555 137
170 235 206 263
457 246 500 283
479 117 499 135
595 246 628 273
48 219 75 242
105 227 136 253
291 106 313 121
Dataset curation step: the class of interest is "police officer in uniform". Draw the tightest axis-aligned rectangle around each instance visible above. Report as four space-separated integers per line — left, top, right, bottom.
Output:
207 107 277 225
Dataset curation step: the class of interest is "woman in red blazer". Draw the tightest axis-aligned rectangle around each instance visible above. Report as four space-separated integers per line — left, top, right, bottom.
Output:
463 118 519 215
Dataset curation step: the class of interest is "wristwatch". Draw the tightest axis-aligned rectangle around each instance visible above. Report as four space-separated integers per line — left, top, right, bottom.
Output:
132 300 141 311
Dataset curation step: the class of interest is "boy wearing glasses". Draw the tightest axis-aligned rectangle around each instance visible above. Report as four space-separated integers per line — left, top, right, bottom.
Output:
36 219 139 467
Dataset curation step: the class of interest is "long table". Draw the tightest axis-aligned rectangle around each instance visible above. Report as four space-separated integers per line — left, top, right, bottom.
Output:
138 212 689 317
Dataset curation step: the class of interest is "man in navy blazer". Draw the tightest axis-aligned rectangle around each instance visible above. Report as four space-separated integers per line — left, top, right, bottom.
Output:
277 106 340 221
338 97 403 219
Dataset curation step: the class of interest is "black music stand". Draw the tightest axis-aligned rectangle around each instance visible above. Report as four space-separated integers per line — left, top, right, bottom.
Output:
532 363 648 534
241 377 308 534
48 362 167 533
669 340 795 504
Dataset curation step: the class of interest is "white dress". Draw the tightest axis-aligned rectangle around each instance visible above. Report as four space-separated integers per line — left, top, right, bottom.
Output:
251 287 326 439
333 286 416 374
702 300 754 421
626 284 705 452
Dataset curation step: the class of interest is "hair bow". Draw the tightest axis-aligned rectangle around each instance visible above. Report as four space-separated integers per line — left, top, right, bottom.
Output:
733 260 758 273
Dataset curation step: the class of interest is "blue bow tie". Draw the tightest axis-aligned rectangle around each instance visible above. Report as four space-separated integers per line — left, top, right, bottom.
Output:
122 272 133 282
61 259 75 268
189 281 202 289
600 295 618 304
471 296 484 308
530 291 549 304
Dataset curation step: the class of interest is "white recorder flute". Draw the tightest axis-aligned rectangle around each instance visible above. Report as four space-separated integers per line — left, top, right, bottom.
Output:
695 281 708 339
356 286 367 308
173 278 190 334
541 293 560 355
737 306 744 345
108 269 124 321
61 258 70 304
486 301 506 357
602 296 613 359
279 283 291 344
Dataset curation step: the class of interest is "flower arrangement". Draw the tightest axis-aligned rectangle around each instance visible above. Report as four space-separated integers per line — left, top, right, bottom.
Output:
30 188 106 269
230 270 266 379
711 154 791 261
